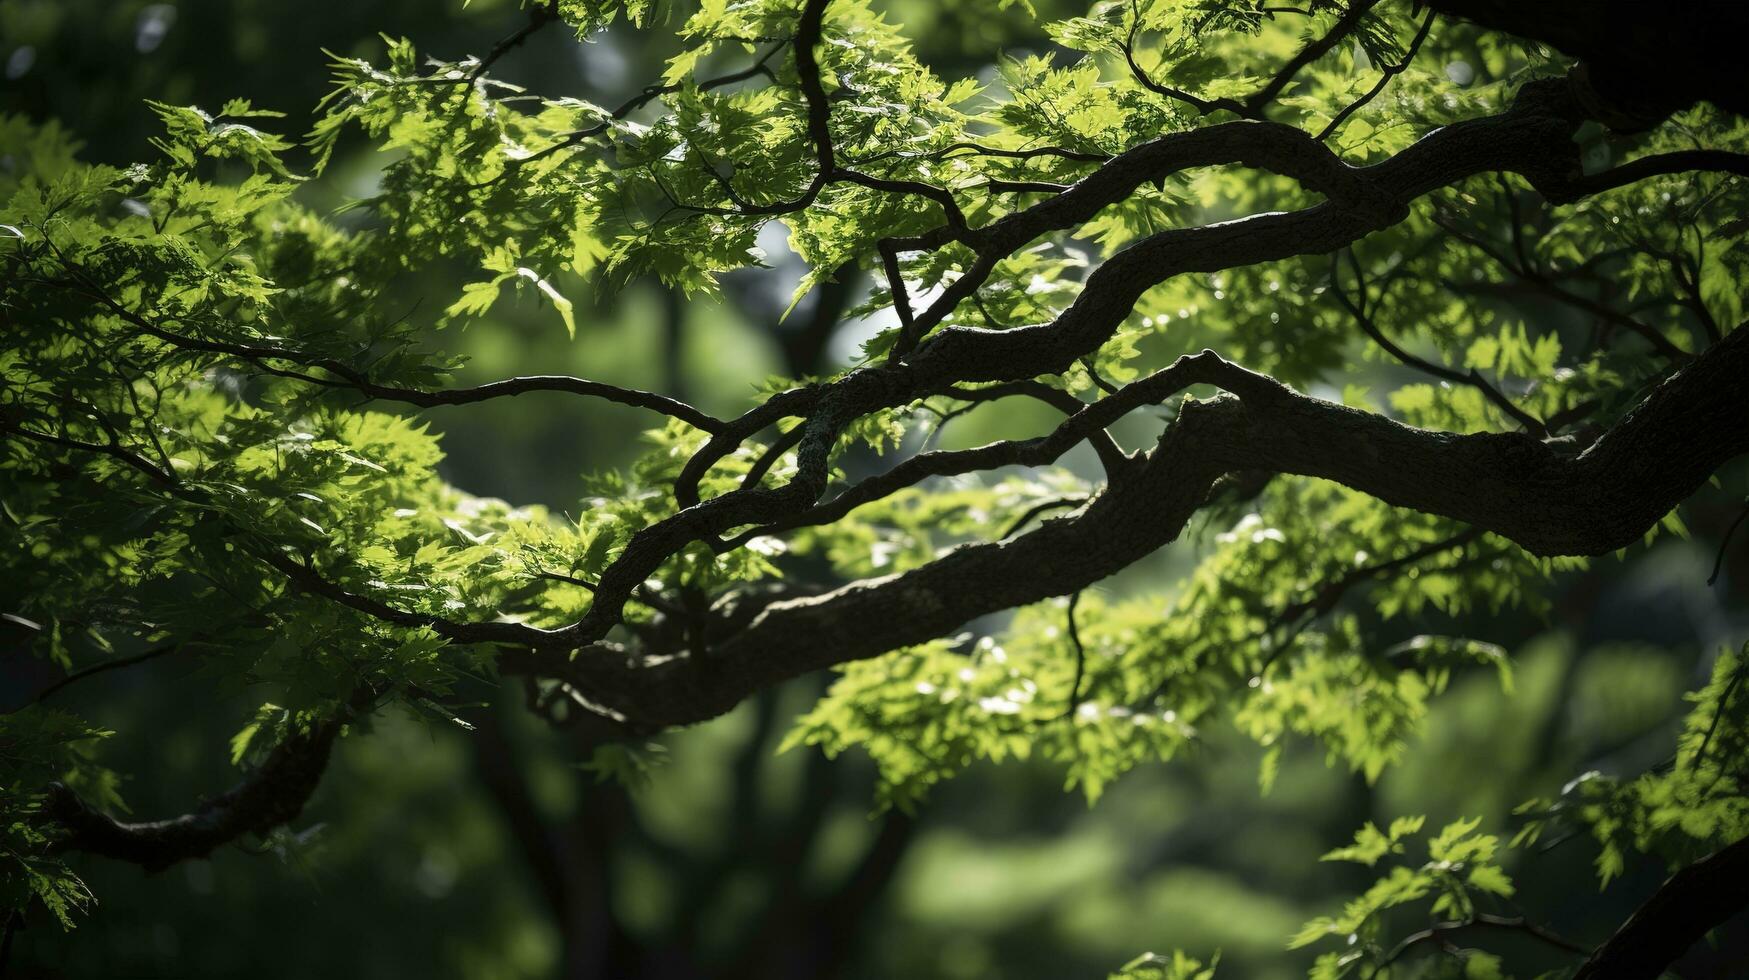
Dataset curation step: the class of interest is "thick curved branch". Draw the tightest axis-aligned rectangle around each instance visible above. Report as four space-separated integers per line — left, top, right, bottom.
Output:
597 83 1608 648
903 80 1590 387
644 74 1717 598
950 117 1379 255
1564 149 1749 197
39 69 1736 670
509 326 1749 728
1573 834 1749 980
45 698 364 871
883 114 1390 342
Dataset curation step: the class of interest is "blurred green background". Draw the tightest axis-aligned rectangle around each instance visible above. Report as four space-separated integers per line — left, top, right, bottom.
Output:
4 1 1748 976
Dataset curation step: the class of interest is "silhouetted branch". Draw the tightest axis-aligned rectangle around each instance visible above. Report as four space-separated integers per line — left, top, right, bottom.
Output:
46 691 373 871
1573 835 1749 980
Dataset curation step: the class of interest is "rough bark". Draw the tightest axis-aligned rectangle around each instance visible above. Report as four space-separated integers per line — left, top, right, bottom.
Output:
1573 835 1749 980
507 325 1749 729
45 717 343 871
34 0 1749 910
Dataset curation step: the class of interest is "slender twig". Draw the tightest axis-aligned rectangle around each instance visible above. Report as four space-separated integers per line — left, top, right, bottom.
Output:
1000 496 1088 539
1708 498 1749 586
1081 357 1120 396
1432 213 1687 359
1316 9 1435 141
2 422 177 487
1665 237 1723 346
917 400 978 452
1244 0 1385 116
536 571 597 592
1122 0 1250 117
741 423 808 490
834 169 966 229
1332 249 1547 435
880 241 918 363
1384 913 1588 966
1692 652 1747 767
512 42 788 167
39 270 727 432
32 642 189 705
463 0 559 85
981 179 1072 195
1255 527 1485 677
1062 592 1087 723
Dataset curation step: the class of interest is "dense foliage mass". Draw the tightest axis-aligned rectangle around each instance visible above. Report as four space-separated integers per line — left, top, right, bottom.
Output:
3 0 1747 975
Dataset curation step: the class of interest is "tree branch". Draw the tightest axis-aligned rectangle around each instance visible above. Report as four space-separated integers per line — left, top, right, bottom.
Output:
45 692 371 871
1315 9 1435 142
463 0 558 85
1331 248 1547 434
39 271 727 432
1385 912 1588 965
27 71 1742 676
1563 149 1749 198
1244 0 1384 116
505 326 1749 728
30 641 189 706
1573 834 1749 980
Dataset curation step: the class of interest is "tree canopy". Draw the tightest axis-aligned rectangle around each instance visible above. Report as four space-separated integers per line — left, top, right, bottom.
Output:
3 0 1748 976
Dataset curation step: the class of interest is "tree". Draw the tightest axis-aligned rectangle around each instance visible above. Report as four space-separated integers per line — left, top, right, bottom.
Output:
2 0 1747 976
